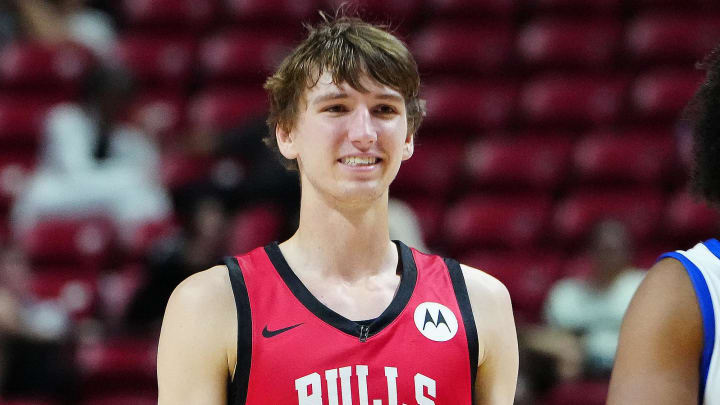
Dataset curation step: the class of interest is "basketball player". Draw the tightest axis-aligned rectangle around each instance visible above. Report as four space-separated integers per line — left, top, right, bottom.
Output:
156 15 518 405
607 47 720 404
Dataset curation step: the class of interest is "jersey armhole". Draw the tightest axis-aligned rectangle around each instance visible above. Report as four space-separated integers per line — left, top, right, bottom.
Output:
658 251 715 401
224 256 252 405
444 257 479 404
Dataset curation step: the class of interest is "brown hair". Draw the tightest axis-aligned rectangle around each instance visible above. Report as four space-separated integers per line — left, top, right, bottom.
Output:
263 13 425 170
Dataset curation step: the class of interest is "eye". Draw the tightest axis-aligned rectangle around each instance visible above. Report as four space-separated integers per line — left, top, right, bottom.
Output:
374 104 398 115
324 104 348 113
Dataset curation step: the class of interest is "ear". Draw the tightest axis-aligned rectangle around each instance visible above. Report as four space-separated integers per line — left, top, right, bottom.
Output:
276 124 298 160
402 133 414 161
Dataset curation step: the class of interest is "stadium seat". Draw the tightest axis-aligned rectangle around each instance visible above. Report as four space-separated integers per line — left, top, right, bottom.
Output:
553 189 665 244
665 190 720 243
114 35 196 88
324 0 424 24
121 0 216 30
393 139 463 197
20 217 116 267
2 400 60 405
520 75 627 127
0 97 62 147
31 266 98 319
464 135 573 190
0 41 93 90
461 252 564 323
226 0 318 22
444 194 552 251
411 23 513 74
128 91 186 141
626 14 720 64
188 88 267 131
81 395 156 405
403 198 445 248
541 379 609 405
227 205 284 254
526 0 621 13
422 81 517 130
78 337 157 397
517 19 621 68
631 69 704 119
199 32 295 83
425 0 517 17
159 150 215 189
572 130 676 184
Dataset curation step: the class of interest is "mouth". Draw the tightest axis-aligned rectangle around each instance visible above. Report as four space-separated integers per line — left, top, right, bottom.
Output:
338 156 382 167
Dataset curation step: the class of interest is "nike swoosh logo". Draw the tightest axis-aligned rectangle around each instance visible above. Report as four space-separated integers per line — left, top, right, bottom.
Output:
262 323 303 338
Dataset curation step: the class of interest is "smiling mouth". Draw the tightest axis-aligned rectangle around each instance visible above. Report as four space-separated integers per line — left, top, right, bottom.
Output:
338 157 381 166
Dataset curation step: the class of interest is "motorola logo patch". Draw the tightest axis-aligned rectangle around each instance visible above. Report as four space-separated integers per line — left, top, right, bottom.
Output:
413 302 458 342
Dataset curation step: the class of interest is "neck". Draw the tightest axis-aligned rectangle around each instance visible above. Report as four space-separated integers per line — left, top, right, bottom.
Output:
281 186 396 281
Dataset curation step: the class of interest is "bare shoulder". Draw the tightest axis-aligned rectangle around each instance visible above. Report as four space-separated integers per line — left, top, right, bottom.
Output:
167 265 235 315
459 263 512 309
633 258 699 321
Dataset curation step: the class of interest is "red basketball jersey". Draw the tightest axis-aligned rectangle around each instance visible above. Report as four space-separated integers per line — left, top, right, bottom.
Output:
225 241 478 405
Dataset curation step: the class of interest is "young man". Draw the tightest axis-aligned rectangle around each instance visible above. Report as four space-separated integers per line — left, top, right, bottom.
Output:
157 15 518 405
607 46 720 404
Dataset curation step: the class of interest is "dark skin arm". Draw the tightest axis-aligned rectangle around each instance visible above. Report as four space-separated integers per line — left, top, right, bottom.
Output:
607 258 704 404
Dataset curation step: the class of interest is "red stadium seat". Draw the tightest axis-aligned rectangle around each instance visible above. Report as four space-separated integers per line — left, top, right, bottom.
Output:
78 337 157 397
159 150 215 189
572 129 676 184
444 194 552 251
626 14 720 64
81 395 156 405
20 217 116 267
2 400 61 405
553 189 664 244
422 81 516 130
665 190 720 242
411 23 513 73
114 35 196 88
200 32 295 82
461 252 564 323
121 0 216 29
324 0 424 24
425 0 517 17
0 41 93 90
31 266 98 319
403 198 445 248
541 380 609 405
0 97 62 146
188 88 267 131
227 205 284 254
631 69 704 119
226 0 318 22
128 91 187 141
465 135 573 190
517 19 622 68
520 75 627 126
393 139 463 197
526 0 621 13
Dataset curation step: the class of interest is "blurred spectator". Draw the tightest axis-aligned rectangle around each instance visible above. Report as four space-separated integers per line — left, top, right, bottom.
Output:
125 196 228 332
389 198 428 252
0 244 78 402
0 1 21 48
10 66 172 245
13 0 115 60
544 219 645 375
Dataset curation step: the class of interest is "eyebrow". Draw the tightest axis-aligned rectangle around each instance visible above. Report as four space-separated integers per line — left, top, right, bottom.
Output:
310 92 404 105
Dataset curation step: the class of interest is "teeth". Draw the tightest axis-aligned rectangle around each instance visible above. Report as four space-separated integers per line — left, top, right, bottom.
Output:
341 156 378 166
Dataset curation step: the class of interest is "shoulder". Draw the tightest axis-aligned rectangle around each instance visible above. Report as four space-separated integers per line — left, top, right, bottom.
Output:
166 265 235 317
459 263 511 309
634 258 698 318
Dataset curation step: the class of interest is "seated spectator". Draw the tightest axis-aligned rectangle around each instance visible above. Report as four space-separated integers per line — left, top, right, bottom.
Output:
10 66 172 245
544 219 645 375
0 244 78 402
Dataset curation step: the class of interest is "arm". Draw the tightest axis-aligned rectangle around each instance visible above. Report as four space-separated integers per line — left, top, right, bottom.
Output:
461 265 519 405
157 266 237 405
606 258 703 405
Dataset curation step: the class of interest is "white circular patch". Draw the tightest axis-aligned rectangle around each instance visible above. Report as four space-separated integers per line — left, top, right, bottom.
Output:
413 302 459 342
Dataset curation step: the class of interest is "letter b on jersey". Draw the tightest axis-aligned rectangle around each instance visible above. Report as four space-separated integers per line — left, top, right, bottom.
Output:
296 372 322 405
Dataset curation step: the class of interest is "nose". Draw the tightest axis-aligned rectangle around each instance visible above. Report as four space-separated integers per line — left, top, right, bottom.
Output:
347 107 377 149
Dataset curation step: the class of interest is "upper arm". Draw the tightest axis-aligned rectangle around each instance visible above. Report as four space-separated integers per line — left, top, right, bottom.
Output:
607 258 704 405
157 266 237 405
461 264 519 405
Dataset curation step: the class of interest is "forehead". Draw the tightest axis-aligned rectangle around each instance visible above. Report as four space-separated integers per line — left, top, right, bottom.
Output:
303 71 403 102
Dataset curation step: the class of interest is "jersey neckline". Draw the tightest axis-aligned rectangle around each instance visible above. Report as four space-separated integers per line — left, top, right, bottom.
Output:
263 240 418 340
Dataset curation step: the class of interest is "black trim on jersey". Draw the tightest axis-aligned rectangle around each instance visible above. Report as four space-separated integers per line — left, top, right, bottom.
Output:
445 257 479 404
264 240 417 340
225 256 252 405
